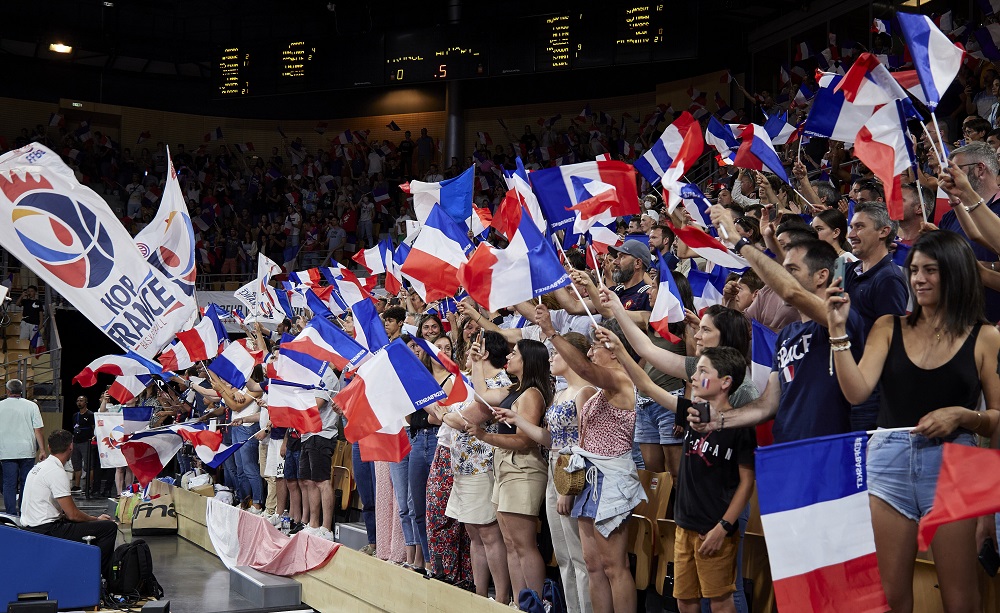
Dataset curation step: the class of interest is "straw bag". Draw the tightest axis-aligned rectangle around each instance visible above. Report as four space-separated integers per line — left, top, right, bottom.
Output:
554 453 585 496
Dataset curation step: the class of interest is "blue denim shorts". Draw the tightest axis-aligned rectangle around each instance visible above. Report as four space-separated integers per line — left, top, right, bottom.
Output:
283 450 300 480
634 400 684 445
867 430 976 522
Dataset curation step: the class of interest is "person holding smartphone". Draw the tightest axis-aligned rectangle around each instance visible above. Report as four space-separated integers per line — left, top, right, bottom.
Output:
594 330 755 613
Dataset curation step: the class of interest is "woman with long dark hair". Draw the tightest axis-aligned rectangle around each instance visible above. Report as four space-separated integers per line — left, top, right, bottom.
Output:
828 230 1000 613
464 339 551 598
811 208 855 260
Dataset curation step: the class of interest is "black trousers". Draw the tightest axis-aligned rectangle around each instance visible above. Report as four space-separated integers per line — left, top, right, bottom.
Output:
24 519 118 574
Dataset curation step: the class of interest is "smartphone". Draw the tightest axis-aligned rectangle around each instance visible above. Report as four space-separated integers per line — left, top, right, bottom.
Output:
980 539 1000 577
693 401 711 425
767 205 776 222
832 256 847 297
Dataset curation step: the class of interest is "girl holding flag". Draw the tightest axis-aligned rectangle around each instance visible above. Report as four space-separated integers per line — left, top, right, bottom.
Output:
827 229 1000 613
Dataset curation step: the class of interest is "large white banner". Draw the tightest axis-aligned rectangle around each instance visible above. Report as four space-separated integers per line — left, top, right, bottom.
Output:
0 144 199 357
234 253 285 326
95 413 127 468
134 147 197 299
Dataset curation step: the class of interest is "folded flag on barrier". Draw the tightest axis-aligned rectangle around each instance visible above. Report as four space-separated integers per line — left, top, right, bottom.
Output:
337 339 447 443
756 432 888 613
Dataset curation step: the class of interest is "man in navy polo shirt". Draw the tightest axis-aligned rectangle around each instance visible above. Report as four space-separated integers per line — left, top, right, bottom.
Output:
843 202 908 430
695 207 865 444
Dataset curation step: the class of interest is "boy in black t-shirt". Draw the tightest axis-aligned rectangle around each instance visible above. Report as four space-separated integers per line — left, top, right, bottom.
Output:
595 328 756 613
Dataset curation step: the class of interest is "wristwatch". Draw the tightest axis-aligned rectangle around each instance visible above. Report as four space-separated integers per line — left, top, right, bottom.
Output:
733 238 752 253
719 519 737 535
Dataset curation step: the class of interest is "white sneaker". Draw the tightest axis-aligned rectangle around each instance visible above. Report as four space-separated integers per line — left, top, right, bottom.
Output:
302 525 320 535
315 527 335 541
267 513 281 526
247 506 263 515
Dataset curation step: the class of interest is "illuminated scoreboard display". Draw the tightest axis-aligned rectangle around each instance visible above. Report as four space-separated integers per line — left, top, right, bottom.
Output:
212 3 696 98
217 47 250 97
385 26 486 83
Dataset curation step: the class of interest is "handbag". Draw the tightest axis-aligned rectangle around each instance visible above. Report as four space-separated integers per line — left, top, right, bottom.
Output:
553 394 589 496
554 453 585 496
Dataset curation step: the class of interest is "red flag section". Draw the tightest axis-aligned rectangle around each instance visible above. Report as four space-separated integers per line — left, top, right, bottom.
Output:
917 443 1000 550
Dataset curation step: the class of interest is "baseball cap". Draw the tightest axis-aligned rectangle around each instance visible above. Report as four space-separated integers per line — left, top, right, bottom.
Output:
608 239 651 268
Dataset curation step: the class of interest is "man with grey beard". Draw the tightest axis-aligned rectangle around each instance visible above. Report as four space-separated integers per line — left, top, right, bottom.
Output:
608 240 653 312
939 141 1000 320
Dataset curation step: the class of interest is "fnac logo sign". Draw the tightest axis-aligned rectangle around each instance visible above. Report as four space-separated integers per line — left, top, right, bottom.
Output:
2 172 115 289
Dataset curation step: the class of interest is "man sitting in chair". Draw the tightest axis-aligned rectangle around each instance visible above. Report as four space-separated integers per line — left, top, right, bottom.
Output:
20 429 117 575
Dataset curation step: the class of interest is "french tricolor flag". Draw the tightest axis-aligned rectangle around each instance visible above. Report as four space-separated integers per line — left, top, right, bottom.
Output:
897 12 963 110
208 339 264 389
337 339 447 443
854 101 915 220
109 375 154 405
705 117 740 164
333 130 353 145
458 207 570 312
358 429 412 463
73 351 162 388
633 111 702 187
757 432 888 613
530 160 638 232
410 336 473 406
503 157 547 235
120 428 185 487
159 307 228 372
289 268 322 286
268 348 326 388
352 238 394 275
834 53 913 108
803 73 878 143
174 424 245 468
734 124 790 183
406 165 475 226
386 242 408 295
350 298 390 352
399 204 473 302
283 315 369 371
687 266 729 313
567 176 618 235
204 127 224 142
763 111 797 146
668 222 749 270
267 380 324 433
648 260 685 343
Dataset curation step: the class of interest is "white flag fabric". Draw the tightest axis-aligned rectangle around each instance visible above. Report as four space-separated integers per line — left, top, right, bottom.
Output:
134 147 197 298
234 253 285 326
95 413 127 468
0 144 198 357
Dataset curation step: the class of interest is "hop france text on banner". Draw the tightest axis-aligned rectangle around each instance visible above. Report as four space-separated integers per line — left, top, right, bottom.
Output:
0 144 198 357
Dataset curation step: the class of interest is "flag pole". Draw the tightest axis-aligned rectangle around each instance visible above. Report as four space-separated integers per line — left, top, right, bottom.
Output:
929 113 950 172
588 243 604 289
552 236 607 346
920 120 946 174
865 426 913 435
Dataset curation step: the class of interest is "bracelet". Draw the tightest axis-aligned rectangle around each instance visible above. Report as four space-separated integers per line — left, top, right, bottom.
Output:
973 410 983 432
831 342 852 352
965 198 985 214
829 334 849 343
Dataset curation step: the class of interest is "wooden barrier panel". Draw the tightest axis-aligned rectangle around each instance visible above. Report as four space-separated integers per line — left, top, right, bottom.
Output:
172 485 510 613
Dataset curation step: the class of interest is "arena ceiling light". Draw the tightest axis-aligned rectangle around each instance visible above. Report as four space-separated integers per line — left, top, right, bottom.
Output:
48 43 73 54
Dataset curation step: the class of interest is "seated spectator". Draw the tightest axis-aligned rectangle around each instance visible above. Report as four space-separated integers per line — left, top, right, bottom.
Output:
21 430 117 576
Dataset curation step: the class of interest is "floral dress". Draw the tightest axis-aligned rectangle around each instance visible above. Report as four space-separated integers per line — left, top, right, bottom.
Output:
426 370 510 586
374 461 405 563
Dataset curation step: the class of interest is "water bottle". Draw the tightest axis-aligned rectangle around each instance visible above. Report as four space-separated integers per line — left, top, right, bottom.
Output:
280 513 290 534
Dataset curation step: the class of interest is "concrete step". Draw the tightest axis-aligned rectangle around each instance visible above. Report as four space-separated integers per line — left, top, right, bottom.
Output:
229 565 302 608
332 521 368 551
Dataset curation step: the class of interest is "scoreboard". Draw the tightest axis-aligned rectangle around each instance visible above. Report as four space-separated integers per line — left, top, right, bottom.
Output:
213 3 696 98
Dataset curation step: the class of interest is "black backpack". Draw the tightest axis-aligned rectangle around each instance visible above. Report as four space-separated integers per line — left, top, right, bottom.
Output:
107 539 164 599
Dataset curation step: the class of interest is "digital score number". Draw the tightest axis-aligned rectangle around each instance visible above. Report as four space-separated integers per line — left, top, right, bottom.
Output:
386 29 485 83
218 47 250 96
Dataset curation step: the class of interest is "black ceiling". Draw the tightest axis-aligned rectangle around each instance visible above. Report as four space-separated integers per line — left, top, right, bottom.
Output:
0 0 818 116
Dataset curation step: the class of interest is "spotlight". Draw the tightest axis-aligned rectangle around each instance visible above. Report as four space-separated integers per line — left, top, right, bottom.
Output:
48 43 72 54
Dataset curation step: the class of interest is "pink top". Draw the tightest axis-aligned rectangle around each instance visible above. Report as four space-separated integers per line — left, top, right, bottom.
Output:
579 389 636 457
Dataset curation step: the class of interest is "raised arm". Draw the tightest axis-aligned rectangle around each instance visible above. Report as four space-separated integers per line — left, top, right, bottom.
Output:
594 326 679 412
939 160 1000 255
712 204 827 323
598 287 688 379
689 371 781 432
827 286 891 404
